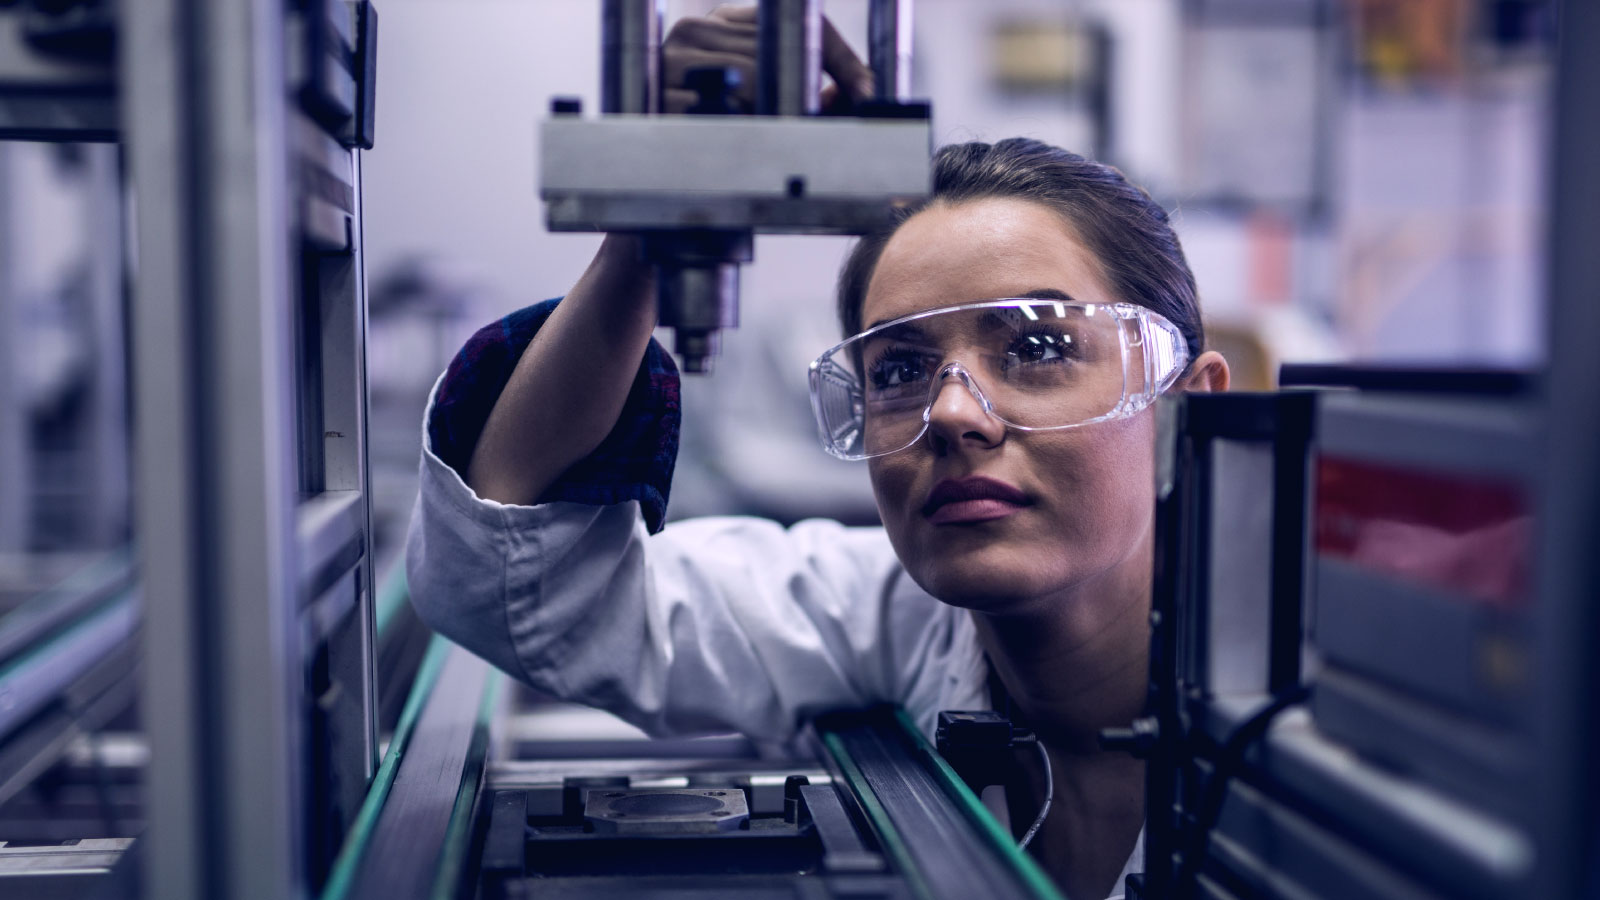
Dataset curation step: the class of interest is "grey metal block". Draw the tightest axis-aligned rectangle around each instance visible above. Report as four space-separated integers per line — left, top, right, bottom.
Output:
541 115 929 234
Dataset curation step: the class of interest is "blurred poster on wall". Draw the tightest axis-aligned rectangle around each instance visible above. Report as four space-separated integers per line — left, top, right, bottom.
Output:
1350 0 1469 89
984 16 1111 163
1182 22 1327 211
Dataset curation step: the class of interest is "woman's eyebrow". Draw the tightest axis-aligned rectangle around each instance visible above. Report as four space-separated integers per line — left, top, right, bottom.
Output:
867 323 933 344
863 289 1082 331
1015 287 1079 303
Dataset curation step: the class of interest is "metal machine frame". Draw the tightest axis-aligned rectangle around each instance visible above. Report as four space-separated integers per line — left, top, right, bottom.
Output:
0 1 382 896
123 1 381 896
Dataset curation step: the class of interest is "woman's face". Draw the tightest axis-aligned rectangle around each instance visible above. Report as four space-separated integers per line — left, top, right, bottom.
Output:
862 197 1160 614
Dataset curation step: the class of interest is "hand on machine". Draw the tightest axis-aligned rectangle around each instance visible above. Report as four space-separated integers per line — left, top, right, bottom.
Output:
661 5 876 115
540 0 929 373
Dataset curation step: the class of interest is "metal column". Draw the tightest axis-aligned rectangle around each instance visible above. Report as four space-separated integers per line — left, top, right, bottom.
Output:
601 0 661 115
0 144 25 556
759 0 821 116
1531 0 1600 895
124 0 302 896
868 0 912 102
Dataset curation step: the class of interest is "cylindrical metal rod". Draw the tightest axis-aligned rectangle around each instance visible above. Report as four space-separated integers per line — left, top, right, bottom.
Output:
868 0 912 102
601 0 661 114
759 0 821 116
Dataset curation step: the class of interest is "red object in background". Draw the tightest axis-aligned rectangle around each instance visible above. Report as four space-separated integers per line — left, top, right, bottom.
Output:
1314 456 1531 610
1247 210 1293 307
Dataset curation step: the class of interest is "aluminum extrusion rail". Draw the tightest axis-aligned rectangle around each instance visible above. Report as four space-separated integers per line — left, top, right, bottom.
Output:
815 707 1063 900
0 584 139 750
0 550 135 667
322 635 502 900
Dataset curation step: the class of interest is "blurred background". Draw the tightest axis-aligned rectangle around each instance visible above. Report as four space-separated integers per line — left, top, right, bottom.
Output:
0 0 1563 889
350 0 1552 526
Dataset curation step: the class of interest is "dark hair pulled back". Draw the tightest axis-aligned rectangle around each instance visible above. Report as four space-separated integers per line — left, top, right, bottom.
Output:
836 138 1204 363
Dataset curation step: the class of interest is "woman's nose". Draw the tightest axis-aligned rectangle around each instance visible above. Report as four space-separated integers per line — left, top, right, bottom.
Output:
925 372 1005 452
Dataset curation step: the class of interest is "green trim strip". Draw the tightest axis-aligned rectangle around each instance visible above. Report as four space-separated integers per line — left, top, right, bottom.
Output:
0 549 134 662
0 589 135 685
373 560 408 646
320 634 451 900
820 728 937 900
430 668 503 900
893 708 1065 900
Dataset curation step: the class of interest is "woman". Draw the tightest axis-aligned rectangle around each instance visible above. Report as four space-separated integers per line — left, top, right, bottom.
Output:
407 13 1227 900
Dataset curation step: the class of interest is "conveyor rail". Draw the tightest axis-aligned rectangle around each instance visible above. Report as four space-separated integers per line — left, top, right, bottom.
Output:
815 707 1063 900
323 634 501 900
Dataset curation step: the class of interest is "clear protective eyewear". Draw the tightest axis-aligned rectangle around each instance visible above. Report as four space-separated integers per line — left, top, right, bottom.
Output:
808 298 1190 460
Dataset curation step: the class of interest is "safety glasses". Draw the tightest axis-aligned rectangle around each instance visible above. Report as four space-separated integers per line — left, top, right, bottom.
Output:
808 298 1189 460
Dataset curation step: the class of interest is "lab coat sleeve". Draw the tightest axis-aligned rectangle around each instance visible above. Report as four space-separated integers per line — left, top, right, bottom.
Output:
407 293 987 743
407 417 984 743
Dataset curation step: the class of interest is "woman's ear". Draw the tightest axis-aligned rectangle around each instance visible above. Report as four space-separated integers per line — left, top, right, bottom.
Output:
1183 350 1230 394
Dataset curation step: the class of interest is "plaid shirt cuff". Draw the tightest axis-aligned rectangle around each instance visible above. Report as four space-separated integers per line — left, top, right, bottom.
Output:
426 297 680 533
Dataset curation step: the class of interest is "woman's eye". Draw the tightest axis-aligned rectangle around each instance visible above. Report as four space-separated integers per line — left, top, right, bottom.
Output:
1008 333 1072 365
869 354 927 390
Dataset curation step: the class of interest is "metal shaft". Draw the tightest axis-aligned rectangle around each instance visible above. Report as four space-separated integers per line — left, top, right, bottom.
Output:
758 0 821 116
601 0 661 114
868 0 912 102
646 230 752 375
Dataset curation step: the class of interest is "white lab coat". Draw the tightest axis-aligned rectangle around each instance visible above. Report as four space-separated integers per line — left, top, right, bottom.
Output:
404 380 1143 896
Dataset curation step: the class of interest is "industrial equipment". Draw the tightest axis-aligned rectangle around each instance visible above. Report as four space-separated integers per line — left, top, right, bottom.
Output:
325 642 1063 900
539 0 930 373
1112 364 1594 900
3 2 1596 899
1099 3 1599 892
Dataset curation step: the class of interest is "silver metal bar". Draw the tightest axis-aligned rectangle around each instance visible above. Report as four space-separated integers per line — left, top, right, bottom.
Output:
601 0 661 114
123 4 207 895
759 0 821 116
350 147 380 791
82 144 131 547
126 0 302 896
868 0 912 102
0 145 24 556
0 838 133 877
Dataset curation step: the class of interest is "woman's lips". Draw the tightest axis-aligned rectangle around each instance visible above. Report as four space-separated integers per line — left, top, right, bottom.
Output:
926 497 1026 524
922 476 1031 524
